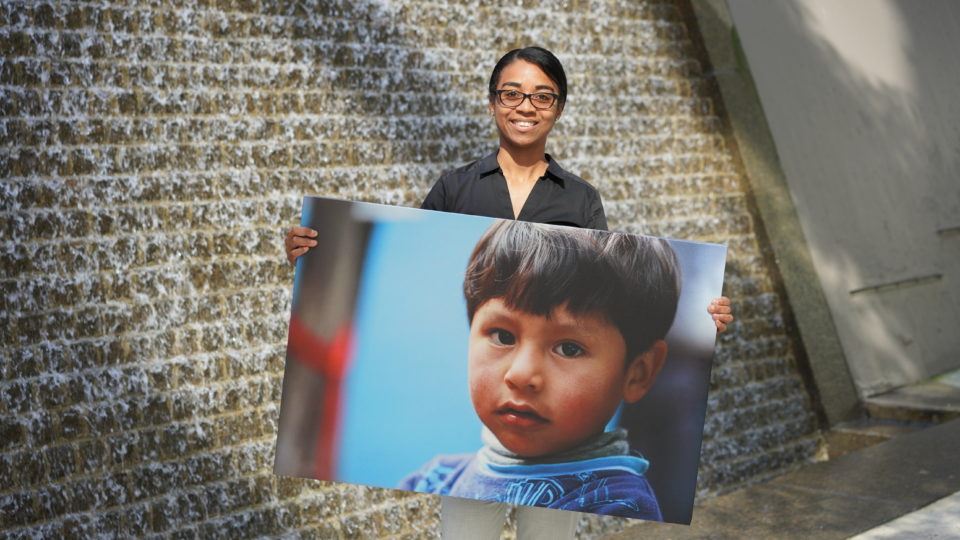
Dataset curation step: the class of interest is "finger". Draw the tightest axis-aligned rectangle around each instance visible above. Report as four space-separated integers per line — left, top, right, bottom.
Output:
287 246 309 265
711 305 732 315
290 236 318 248
715 319 727 333
708 297 731 309
289 226 318 238
713 314 734 323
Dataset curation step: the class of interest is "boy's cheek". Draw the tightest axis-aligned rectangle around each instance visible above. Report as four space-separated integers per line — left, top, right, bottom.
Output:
469 365 497 393
466 341 504 387
467 365 494 409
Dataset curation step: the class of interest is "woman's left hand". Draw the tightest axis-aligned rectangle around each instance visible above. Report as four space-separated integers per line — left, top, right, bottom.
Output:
708 297 734 333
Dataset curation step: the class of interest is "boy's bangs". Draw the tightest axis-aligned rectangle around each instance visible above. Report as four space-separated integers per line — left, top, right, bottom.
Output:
490 228 618 319
464 222 680 358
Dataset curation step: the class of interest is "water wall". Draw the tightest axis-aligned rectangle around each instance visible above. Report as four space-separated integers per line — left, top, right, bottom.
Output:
1 0 819 537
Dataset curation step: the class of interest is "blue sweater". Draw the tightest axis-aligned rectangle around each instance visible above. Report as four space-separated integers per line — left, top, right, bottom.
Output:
399 452 662 520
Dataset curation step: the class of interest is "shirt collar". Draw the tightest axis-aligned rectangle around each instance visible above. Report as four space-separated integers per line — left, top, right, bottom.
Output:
478 149 567 187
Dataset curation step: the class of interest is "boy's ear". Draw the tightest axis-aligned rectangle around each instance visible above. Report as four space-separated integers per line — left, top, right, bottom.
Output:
622 340 667 404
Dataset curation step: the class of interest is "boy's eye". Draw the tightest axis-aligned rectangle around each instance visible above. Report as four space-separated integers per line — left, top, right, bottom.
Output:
554 342 585 358
490 329 516 346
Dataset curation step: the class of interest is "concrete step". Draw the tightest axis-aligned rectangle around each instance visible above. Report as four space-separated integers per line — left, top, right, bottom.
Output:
862 368 960 424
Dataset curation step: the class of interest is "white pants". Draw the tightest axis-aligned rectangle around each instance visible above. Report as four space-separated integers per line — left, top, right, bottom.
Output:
440 496 579 540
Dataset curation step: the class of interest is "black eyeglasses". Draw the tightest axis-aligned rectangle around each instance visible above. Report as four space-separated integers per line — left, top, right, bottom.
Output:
493 89 559 110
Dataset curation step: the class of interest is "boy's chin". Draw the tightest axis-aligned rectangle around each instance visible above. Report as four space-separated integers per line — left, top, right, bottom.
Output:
488 432 553 458
500 435 606 460
508 445 546 458
499 438 565 459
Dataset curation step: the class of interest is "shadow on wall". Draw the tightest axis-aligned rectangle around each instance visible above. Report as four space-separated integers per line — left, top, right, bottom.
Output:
269 1 491 206
714 0 960 395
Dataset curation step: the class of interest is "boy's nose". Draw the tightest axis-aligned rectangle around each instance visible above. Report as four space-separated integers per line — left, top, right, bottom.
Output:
503 347 544 392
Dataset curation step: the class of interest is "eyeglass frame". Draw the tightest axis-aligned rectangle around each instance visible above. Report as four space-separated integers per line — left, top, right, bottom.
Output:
491 89 561 110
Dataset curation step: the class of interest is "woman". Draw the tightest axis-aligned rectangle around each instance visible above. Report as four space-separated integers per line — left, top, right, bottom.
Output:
286 47 733 540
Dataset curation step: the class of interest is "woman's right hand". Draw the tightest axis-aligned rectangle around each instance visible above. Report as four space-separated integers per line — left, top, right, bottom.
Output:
285 226 318 265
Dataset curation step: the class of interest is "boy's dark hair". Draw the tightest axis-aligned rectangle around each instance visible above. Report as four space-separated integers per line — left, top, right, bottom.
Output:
488 47 568 111
464 222 681 362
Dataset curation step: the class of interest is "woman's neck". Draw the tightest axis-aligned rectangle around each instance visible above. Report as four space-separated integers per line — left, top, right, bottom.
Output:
497 144 548 184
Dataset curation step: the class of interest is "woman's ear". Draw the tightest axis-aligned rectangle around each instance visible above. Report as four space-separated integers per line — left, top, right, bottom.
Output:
622 340 668 403
488 98 496 116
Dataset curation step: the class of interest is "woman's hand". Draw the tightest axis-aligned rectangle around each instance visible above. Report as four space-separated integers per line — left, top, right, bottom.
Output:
285 226 318 265
708 296 734 333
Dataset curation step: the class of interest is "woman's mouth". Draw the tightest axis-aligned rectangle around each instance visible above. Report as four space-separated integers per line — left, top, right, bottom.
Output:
510 119 539 132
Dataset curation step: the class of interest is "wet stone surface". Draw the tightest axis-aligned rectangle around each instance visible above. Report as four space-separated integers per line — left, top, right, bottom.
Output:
2 0 818 537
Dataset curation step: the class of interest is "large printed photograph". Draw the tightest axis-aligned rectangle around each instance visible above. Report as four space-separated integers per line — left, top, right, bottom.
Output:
274 196 727 524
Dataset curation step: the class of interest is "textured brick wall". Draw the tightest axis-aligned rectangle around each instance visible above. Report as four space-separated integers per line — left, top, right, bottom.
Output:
1 0 819 537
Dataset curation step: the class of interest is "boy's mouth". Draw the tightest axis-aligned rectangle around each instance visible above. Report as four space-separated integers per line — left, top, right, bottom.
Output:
495 402 549 428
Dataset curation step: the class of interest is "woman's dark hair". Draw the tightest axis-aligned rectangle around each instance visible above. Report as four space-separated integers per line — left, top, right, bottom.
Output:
488 47 568 111
464 222 681 362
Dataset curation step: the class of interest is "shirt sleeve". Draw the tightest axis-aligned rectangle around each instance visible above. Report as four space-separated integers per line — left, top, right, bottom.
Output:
587 189 609 231
420 175 448 211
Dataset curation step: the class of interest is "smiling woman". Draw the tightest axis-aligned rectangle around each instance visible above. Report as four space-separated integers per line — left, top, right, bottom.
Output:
418 47 609 231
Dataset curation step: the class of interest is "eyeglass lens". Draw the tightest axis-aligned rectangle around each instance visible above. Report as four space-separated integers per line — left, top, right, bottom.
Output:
497 90 556 109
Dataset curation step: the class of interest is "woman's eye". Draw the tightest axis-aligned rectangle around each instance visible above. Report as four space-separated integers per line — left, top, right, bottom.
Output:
532 93 551 103
554 342 584 358
490 329 516 346
503 90 523 99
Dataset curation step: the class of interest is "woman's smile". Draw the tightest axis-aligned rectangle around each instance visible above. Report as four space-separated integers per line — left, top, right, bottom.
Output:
509 119 540 132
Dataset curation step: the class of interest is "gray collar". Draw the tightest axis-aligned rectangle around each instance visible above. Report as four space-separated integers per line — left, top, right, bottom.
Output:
478 426 630 466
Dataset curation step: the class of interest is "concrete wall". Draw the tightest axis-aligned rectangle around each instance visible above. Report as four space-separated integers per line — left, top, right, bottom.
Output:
725 0 960 396
2 0 819 536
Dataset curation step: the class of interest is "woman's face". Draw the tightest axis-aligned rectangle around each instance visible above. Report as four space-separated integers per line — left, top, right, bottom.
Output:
489 60 562 152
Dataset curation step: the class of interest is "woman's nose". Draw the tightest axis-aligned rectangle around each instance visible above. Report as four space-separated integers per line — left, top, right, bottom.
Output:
516 95 537 113
503 346 544 391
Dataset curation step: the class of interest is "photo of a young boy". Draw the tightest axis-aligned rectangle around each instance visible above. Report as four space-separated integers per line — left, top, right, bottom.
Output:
399 220 680 521
276 196 724 524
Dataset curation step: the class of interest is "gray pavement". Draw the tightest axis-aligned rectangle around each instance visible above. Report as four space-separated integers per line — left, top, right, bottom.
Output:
605 418 960 539
850 491 960 540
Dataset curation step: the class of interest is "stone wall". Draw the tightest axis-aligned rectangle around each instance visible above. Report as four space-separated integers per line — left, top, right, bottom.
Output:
1 0 820 537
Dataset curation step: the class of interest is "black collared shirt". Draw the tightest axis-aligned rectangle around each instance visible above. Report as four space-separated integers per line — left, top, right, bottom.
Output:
420 151 608 231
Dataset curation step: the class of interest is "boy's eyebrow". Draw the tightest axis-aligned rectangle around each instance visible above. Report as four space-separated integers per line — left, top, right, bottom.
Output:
542 320 606 334
482 303 608 334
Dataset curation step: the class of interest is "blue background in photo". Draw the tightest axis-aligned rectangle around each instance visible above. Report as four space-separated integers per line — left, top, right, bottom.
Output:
339 211 492 486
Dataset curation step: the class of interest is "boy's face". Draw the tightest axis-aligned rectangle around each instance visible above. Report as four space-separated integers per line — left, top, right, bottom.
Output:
468 298 650 458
